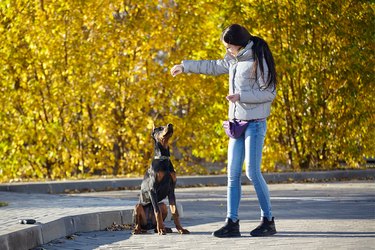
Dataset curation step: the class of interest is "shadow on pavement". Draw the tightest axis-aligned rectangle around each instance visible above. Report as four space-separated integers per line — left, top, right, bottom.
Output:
273 231 375 238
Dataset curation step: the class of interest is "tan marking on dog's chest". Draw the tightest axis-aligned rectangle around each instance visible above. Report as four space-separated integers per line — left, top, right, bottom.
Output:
156 171 165 183
170 172 177 183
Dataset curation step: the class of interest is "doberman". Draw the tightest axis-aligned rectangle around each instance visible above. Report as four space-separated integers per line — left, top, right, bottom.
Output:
133 123 190 235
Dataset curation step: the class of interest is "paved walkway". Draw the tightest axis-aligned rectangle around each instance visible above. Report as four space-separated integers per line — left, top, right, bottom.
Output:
0 192 136 250
1 181 374 249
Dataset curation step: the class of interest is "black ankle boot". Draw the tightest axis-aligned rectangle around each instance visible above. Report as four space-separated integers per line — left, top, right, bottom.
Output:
212 218 241 238
250 217 277 237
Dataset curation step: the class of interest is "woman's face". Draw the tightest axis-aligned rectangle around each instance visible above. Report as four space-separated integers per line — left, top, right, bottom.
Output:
223 42 242 57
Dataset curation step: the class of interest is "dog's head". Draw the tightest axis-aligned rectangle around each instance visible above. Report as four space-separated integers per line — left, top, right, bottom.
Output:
152 123 173 158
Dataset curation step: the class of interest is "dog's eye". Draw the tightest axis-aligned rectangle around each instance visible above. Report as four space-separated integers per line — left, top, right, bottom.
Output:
152 127 164 136
155 127 163 132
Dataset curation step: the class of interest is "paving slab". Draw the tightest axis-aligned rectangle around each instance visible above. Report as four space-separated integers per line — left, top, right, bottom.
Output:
31 181 375 250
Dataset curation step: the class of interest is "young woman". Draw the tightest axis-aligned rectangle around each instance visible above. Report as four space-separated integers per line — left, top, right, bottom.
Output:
170 24 277 237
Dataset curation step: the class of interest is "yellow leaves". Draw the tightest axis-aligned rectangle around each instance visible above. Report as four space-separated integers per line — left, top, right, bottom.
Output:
0 0 373 182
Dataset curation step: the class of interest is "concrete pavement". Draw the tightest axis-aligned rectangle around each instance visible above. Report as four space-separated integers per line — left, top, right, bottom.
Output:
0 191 135 250
35 181 375 250
0 170 374 250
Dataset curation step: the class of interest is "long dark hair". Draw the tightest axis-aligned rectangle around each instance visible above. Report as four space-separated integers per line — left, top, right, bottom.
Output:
221 24 277 90
250 36 277 90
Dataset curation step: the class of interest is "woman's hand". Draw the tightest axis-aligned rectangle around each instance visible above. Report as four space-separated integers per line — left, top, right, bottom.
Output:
226 94 240 103
170 64 184 77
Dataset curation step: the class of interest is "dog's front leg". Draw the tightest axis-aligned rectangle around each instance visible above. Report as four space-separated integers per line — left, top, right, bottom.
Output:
169 172 190 234
169 204 189 234
150 191 166 235
155 211 165 235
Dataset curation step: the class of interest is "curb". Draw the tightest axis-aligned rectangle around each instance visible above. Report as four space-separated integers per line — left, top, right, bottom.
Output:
0 210 133 250
0 169 374 194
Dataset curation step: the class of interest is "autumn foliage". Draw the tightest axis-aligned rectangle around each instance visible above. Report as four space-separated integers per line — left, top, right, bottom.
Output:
0 0 373 182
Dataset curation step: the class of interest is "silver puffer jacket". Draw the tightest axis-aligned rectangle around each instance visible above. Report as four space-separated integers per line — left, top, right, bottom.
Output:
182 41 276 121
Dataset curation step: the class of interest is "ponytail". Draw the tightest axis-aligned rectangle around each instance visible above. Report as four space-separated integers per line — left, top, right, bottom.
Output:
250 36 277 90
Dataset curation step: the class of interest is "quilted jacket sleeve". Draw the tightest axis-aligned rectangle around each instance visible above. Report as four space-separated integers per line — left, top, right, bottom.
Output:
182 56 230 76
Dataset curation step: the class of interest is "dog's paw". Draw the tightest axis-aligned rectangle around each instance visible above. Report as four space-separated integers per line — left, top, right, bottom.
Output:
177 228 190 234
157 229 166 235
132 229 142 235
155 227 172 234
132 225 147 235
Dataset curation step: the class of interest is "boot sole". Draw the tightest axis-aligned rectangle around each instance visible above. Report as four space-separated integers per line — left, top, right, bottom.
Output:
250 230 277 237
213 232 241 238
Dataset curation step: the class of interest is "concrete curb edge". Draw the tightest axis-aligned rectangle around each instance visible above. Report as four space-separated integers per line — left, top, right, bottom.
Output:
0 209 133 250
0 169 373 194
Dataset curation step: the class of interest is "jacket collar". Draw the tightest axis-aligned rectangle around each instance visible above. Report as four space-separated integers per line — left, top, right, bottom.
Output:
225 41 254 62
237 41 254 60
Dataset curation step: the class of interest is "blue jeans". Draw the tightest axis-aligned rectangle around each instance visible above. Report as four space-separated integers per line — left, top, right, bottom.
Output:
226 120 272 221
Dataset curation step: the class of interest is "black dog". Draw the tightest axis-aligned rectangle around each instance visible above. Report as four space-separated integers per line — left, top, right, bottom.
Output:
133 123 189 235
